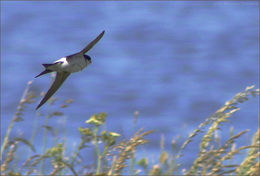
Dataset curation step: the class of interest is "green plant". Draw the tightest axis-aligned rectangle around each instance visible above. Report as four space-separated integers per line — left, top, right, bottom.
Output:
1 83 259 176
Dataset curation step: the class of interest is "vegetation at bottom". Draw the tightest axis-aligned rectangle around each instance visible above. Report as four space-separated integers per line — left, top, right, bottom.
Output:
1 81 259 176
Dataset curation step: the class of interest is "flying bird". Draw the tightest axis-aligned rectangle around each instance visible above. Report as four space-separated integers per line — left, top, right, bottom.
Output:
35 30 105 110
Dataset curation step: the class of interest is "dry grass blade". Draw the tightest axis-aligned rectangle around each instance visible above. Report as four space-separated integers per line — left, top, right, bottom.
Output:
111 129 154 175
200 108 240 153
9 138 36 153
247 161 260 176
1 82 258 175
0 142 18 173
236 129 260 175
22 155 41 168
178 86 259 159
187 130 249 175
208 145 257 175
1 80 36 159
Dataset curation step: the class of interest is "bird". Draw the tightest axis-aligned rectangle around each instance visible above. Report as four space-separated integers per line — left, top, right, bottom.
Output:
35 30 105 110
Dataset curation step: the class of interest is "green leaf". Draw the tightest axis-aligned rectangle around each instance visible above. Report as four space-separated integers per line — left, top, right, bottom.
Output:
160 151 168 164
137 158 149 169
86 112 107 126
79 127 93 136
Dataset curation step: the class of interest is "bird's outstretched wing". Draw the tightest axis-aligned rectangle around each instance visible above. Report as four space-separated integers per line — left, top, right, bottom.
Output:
80 30 105 54
36 72 70 110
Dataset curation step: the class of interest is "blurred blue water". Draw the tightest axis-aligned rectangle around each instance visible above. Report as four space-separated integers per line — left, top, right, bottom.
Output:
1 1 259 171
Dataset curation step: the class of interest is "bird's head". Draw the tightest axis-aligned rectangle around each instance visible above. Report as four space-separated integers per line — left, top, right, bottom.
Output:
84 54 92 64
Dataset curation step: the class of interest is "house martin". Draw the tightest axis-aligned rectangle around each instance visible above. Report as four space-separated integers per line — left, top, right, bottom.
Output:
35 30 105 110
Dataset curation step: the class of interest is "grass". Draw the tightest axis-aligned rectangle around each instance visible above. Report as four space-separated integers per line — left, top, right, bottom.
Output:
0 81 259 176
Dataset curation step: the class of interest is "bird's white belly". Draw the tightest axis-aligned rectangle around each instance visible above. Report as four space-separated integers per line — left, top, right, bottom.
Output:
55 56 87 73
62 63 86 73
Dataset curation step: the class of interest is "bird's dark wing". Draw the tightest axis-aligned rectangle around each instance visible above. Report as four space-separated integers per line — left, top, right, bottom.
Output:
80 30 105 54
35 69 53 78
36 72 70 110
